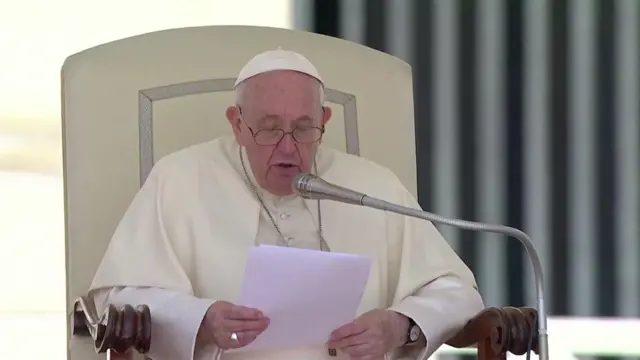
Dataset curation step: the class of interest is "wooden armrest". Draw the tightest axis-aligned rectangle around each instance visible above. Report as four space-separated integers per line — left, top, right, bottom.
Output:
446 306 539 360
72 296 537 360
72 296 152 356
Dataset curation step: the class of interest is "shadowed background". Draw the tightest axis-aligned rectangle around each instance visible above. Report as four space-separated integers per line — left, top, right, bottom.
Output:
292 0 640 320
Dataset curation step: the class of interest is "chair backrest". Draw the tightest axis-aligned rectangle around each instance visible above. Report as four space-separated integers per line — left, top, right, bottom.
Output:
62 25 416 360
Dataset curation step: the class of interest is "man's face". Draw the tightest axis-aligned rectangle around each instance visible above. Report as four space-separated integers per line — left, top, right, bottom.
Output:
226 70 332 196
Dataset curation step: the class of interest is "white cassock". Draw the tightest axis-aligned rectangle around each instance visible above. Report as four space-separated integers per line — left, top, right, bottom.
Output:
89 135 485 360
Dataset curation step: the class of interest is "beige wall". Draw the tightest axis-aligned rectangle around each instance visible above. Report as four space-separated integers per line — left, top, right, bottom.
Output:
0 1 292 359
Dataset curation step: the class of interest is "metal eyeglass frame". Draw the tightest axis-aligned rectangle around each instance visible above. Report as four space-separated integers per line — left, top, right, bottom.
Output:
237 105 326 146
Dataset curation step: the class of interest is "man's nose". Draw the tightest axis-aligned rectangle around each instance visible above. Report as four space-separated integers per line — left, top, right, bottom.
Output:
276 133 296 154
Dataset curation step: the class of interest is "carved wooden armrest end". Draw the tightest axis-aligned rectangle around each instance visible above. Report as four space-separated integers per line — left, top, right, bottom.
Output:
72 296 152 356
446 306 539 359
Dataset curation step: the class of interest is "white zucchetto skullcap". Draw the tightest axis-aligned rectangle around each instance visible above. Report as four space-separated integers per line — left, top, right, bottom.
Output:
233 47 324 88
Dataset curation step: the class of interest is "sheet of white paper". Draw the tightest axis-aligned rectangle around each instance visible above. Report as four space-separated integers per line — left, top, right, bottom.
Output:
237 245 372 351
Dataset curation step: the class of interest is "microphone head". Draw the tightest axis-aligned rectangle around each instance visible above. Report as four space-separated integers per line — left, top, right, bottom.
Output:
292 173 320 199
292 172 366 205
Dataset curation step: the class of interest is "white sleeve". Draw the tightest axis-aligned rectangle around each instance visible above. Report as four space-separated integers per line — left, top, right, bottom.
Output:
389 276 485 360
92 287 216 360
384 182 485 359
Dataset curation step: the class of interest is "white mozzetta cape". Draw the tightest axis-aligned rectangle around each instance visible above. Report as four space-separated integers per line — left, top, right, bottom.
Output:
90 135 484 360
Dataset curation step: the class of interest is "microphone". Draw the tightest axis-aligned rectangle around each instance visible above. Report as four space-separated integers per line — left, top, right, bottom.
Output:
293 173 549 360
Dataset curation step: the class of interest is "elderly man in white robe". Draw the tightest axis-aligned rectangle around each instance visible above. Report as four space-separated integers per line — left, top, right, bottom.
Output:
89 48 485 360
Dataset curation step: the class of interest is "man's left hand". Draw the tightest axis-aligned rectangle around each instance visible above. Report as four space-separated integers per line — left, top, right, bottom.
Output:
327 309 409 359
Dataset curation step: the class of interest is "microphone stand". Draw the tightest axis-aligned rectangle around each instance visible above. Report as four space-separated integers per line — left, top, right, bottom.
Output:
294 174 549 360
359 196 549 360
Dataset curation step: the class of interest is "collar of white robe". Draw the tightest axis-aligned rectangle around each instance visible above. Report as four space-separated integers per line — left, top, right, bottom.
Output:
238 146 330 252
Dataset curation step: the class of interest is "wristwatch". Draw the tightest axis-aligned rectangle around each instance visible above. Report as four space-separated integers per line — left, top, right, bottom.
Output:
405 317 421 345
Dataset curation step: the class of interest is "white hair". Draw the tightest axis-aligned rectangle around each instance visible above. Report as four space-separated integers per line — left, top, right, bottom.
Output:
234 76 325 108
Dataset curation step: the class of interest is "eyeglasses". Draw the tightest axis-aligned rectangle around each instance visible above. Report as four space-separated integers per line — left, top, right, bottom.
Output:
250 127 325 146
237 106 325 146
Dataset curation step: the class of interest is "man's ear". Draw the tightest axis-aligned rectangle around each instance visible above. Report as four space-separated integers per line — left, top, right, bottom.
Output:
226 106 242 135
321 106 332 125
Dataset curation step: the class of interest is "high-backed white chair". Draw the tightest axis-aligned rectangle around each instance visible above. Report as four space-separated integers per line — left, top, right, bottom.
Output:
63 25 536 360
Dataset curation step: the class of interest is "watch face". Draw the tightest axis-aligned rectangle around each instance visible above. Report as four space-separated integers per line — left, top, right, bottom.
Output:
409 325 421 341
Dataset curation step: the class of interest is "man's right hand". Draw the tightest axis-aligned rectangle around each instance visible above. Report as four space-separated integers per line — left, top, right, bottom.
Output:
200 300 270 349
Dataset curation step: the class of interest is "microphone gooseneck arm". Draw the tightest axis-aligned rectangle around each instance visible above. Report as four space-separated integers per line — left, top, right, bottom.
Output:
293 174 549 360
361 195 548 360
